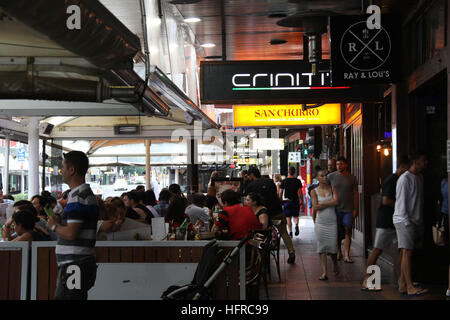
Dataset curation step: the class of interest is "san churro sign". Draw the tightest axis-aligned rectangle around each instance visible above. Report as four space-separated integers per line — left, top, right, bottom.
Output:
233 104 341 127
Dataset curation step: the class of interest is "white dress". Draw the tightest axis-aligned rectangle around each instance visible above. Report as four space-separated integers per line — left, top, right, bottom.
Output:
314 191 338 254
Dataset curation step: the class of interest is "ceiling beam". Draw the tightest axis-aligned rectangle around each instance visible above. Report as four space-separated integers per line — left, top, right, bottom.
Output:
49 125 213 140
87 140 110 155
0 100 141 117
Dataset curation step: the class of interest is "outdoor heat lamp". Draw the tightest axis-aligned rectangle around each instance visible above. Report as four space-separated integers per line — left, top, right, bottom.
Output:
277 11 332 74
114 125 141 135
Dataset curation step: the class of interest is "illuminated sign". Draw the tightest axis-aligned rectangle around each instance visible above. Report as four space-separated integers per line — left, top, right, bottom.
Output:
250 138 284 150
200 60 363 104
234 104 342 127
231 71 340 90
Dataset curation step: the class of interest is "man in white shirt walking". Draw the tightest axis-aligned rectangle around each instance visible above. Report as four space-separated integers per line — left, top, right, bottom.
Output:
393 153 428 297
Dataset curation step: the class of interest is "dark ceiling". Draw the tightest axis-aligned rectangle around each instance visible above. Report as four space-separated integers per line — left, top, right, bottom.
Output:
172 0 418 61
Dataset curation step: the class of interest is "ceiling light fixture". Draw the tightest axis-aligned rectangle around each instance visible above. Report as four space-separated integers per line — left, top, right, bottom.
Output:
184 17 201 23
170 0 202 4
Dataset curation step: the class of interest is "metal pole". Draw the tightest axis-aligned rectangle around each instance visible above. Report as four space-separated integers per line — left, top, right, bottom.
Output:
145 140 151 190
41 139 46 193
28 118 40 199
187 139 199 195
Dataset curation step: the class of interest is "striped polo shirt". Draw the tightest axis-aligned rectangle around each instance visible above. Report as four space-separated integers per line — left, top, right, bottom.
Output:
55 183 99 266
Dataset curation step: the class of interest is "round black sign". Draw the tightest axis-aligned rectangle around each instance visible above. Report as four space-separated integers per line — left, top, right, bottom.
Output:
340 21 391 72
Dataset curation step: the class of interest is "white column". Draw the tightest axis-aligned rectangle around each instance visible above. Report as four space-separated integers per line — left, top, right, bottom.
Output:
175 168 179 184
21 171 25 194
272 150 279 177
2 137 10 193
28 118 40 199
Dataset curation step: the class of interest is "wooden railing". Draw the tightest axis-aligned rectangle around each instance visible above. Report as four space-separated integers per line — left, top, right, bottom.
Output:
0 242 29 300
30 241 245 300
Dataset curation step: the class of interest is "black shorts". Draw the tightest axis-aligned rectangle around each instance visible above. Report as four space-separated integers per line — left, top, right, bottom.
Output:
284 201 300 218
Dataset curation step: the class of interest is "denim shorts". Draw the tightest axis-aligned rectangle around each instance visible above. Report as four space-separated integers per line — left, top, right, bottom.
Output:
336 211 353 228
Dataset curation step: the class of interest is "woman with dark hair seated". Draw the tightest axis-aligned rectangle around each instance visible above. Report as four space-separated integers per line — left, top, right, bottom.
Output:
245 192 270 230
211 189 261 240
154 189 171 218
31 195 50 220
166 195 191 230
144 190 159 218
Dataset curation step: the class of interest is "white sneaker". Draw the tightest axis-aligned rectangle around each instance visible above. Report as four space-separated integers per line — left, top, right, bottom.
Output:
446 289 450 297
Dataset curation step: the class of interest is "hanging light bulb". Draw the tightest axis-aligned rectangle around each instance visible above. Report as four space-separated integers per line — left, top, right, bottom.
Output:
376 144 381 152
383 148 390 156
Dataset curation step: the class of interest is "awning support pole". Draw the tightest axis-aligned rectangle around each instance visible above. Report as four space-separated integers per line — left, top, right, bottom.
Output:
28 118 40 199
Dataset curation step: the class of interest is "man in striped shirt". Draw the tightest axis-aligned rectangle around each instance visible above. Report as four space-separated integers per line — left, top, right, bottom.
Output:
47 151 99 300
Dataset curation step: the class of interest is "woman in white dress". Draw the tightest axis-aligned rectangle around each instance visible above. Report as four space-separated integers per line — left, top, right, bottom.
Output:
311 169 340 280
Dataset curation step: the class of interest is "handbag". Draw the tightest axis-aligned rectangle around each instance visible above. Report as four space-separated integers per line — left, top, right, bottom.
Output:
432 217 446 246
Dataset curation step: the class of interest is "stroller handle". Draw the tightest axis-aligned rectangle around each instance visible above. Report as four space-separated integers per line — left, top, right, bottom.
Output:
236 233 252 249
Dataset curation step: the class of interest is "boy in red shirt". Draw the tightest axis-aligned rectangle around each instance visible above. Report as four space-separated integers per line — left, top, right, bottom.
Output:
212 189 261 240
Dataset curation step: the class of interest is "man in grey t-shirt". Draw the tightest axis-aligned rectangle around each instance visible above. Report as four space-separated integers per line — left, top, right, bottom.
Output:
185 193 210 225
327 157 358 263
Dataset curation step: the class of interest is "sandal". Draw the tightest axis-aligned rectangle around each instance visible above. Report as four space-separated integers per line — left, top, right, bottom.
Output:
343 257 354 263
407 287 429 298
319 276 328 281
398 282 421 294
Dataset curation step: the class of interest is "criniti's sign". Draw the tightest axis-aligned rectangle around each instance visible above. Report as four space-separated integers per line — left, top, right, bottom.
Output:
199 60 360 104
233 104 342 127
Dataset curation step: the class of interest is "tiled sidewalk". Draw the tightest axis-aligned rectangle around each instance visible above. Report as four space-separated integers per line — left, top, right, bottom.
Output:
262 216 446 300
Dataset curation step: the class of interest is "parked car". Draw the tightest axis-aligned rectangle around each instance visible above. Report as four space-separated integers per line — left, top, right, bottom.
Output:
113 179 128 191
135 176 145 184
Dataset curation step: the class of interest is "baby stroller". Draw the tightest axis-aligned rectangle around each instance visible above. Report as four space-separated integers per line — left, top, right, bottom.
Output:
161 234 251 300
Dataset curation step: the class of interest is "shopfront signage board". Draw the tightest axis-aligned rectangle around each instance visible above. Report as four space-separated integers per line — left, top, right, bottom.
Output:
234 103 341 127
17 149 26 162
199 60 367 104
289 152 301 163
330 14 400 86
250 138 284 150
